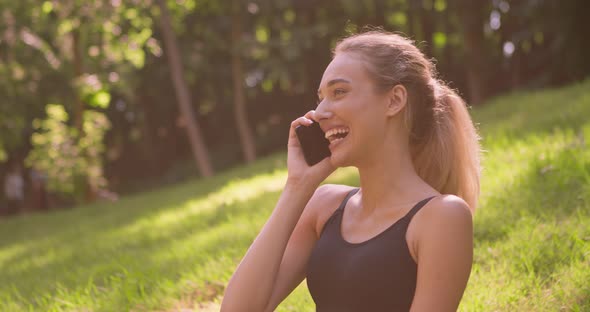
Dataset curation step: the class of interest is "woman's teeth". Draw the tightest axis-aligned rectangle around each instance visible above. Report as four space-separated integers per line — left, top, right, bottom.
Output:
325 127 350 142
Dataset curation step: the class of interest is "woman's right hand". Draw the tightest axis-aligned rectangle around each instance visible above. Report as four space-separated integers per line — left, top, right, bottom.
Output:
286 110 336 188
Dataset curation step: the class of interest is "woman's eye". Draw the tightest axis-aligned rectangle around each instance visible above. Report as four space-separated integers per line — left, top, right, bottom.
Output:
334 89 346 96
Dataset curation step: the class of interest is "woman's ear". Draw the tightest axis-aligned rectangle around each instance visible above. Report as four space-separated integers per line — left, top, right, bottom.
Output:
385 84 407 117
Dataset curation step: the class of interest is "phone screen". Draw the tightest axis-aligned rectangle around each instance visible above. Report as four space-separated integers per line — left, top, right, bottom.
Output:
295 122 331 166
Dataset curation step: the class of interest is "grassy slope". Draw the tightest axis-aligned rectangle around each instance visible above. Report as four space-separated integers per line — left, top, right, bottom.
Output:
1 79 589 311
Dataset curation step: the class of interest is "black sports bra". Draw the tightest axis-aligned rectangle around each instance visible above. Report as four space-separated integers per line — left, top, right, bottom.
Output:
306 188 436 311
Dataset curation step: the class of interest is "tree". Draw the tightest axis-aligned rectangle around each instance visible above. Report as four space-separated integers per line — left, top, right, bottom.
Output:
454 0 488 104
231 0 257 163
155 0 214 177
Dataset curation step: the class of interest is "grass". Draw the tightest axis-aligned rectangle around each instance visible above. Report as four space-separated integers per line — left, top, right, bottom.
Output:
1 78 589 311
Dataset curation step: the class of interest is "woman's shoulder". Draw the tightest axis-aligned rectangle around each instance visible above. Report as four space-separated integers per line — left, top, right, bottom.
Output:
312 183 358 208
307 184 358 236
407 194 473 261
314 183 357 197
410 194 472 232
416 194 472 221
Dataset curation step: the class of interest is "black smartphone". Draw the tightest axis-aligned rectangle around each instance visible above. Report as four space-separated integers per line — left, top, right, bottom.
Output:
295 121 331 166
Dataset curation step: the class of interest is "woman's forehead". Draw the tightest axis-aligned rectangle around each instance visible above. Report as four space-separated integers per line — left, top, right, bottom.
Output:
320 53 368 87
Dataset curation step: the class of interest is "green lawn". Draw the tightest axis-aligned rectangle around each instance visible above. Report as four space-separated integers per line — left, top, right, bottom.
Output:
1 79 590 311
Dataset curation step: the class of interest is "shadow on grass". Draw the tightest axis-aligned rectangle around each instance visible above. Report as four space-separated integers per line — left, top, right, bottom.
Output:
474 79 590 144
475 138 589 238
0 152 290 251
0 158 360 310
1 191 274 309
474 142 589 281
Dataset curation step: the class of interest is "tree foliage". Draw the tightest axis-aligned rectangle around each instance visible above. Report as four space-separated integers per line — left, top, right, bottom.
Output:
26 104 110 201
0 0 588 199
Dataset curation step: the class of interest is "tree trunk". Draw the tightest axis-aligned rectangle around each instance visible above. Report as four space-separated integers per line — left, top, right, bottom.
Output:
136 94 161 177
231 2 257 163
510 47 522 89
297 4 332 106
373 0 386 27
72 29 84 132
407 0 420 39
156 0 214 177
455 0 487 105
420 5 434 57
442 8 453 76
72 27 98 202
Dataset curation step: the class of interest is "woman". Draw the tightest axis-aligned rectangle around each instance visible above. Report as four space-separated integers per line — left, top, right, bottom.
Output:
221 30 481 311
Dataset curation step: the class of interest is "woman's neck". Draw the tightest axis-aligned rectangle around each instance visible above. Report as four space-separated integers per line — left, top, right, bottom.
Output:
355 139 437 216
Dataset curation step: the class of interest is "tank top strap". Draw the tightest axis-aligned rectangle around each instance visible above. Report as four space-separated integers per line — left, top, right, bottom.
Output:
336 187 360 212
318 187 360 236
400 195 437 225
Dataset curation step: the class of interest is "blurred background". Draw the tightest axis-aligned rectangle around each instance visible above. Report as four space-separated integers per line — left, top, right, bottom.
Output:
1 0 589 213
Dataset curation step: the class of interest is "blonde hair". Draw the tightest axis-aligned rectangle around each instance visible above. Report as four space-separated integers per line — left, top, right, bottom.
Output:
335 31 481 210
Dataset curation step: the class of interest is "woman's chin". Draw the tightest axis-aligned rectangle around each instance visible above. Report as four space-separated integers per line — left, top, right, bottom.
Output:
328 137 355 167
328 152 350 168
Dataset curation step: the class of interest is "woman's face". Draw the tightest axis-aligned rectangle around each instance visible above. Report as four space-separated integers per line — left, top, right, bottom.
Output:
316 52 394 167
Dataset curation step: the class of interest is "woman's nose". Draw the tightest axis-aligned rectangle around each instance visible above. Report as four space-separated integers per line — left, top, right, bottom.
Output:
314 104 334 121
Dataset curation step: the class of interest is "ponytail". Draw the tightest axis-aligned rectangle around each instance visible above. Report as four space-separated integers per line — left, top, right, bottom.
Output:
410 80 481 210
335 31 482 210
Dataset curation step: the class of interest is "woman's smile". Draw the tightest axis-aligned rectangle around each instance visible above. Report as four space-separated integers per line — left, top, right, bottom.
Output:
329 133 348 150
329 132 348 150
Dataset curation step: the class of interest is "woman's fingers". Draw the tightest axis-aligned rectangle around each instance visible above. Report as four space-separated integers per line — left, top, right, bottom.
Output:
290 117 314 133
291 116 313 127
289 116 314 144
304 110 316 122
289 111 316 138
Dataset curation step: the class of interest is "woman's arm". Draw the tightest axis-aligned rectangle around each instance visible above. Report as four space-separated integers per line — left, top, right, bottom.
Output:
409 195 474 312
220 181 317 311
222 111 336 311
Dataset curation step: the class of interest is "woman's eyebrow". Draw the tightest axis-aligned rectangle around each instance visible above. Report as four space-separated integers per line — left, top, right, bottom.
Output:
317 78 351 96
